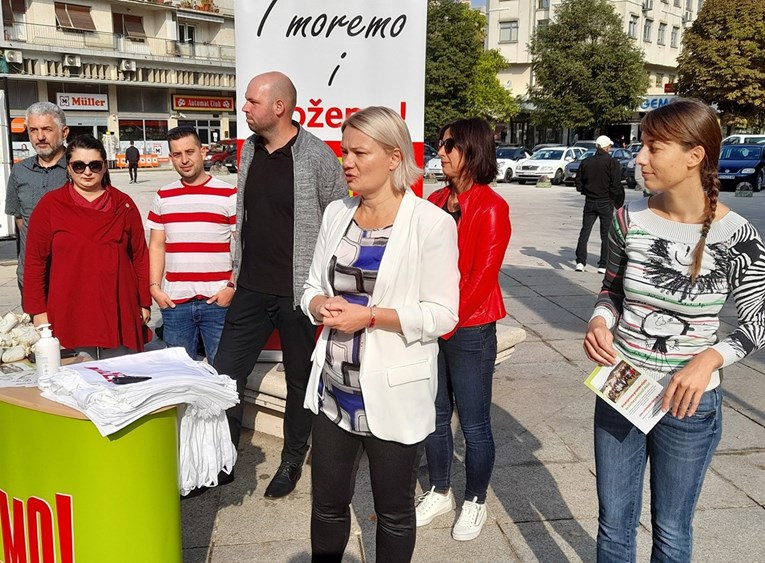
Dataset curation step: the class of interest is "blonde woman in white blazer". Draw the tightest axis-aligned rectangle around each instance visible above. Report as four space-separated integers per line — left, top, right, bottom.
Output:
301 107 459 562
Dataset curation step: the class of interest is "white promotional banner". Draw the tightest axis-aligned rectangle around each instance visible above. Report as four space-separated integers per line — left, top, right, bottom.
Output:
234 0 426 168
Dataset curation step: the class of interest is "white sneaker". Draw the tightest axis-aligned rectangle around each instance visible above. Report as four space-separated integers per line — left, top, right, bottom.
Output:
575 263 585 272
452 497 487 541
597 267 607 274
415 487 455 527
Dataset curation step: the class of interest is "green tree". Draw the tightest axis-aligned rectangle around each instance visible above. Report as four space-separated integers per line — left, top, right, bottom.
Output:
677 0 765 129
527 0 648 129
425 0 485 140
466 50 520 124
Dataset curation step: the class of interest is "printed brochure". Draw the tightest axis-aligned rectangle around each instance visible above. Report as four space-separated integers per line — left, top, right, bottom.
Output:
584 357 666 433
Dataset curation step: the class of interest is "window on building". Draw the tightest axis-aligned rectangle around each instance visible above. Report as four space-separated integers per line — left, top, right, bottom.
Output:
538 19 549 29
643 19 653 42
656 73 664 87
629 15 639 39
657 23 666 45
113 13 147 40
179 23 195 44
671 26 679 47
2 0 26 25
674 0 681 6
685 0 692 10
499 20 519 43
538 0 550 8
643 0 654 9
54 2 96 32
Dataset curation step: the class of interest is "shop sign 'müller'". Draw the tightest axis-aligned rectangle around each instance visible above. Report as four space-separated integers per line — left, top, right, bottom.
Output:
0 489 75 563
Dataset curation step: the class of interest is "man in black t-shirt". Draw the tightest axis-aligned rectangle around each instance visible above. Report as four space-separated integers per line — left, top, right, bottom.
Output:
125 141 140 184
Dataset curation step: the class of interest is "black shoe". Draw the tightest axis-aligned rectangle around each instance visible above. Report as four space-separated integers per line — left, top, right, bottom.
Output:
264 460 302 498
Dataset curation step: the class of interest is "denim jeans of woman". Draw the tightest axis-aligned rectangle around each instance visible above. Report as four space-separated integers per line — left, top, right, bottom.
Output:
424 323 497 502
594 387 723 563
311 413 421 563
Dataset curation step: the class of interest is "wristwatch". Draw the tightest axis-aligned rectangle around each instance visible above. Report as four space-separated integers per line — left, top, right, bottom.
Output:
226 281 236 290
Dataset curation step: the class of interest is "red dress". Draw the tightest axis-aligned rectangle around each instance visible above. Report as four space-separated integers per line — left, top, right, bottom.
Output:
24 184 151 351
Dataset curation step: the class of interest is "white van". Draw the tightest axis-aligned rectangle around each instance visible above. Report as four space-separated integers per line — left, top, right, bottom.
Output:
721 134 765 145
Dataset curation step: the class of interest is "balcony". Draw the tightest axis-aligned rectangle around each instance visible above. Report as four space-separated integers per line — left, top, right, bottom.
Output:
2 21 235 64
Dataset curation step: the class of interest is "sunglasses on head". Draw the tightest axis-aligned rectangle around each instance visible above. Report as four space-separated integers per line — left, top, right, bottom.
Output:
438 138 456 153
70 160 105 174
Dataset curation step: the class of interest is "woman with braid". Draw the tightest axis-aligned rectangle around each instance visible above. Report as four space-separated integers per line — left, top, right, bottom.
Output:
583 98 765 562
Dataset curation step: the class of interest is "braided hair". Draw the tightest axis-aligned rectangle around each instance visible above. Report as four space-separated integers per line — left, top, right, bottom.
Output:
640 98 722 283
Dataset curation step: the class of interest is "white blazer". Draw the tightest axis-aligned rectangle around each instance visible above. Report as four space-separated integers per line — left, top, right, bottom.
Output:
301 189 460 444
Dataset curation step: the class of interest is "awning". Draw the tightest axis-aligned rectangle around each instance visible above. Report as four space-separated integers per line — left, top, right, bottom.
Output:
54 2 96 32
2 0 26 25
123 15 147 39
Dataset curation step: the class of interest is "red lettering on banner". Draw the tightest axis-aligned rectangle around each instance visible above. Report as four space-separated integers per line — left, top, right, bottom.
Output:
26 498 53 563
0 489 75 563
294 101 406 129
0 490 26 563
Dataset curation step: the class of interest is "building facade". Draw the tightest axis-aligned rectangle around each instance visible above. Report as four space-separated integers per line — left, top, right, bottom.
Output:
485 0 704 146
1 0 236 158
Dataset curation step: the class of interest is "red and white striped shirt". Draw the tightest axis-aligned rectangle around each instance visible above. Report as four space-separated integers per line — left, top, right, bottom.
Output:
145 176 236 302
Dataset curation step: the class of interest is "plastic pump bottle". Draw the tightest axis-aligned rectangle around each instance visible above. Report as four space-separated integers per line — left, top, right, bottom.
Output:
34 323 61 378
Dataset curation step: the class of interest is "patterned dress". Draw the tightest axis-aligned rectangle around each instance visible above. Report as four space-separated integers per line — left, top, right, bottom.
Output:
319 220 391 434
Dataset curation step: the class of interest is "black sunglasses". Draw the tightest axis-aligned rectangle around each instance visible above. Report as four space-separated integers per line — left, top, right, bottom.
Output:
438 138 457 153
70 160 105 174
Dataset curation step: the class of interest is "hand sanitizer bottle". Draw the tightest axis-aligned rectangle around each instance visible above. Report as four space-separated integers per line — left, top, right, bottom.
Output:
34 323 61 378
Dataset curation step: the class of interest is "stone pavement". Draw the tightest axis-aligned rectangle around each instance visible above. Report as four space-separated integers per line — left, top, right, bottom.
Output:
2 171 763 561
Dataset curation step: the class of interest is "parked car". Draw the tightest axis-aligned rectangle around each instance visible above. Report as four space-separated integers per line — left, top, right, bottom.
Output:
425 156 444 180
563 147 631 186
204 139 237 171
224 151 238 173
515 146 585 185
718 144 765 192
573 140 597 150
424 143 437 163
530 142 562 154
496 146 531 183
624 157 638 189
628 142 642 155
721 134 765 145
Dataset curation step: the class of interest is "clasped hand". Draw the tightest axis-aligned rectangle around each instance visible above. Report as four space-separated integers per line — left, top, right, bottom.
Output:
317 296 370 334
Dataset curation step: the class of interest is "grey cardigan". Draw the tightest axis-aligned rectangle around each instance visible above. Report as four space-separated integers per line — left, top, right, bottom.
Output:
232 124 347 306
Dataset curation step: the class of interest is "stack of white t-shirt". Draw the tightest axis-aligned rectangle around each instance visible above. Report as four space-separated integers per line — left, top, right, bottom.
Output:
38 347 238 495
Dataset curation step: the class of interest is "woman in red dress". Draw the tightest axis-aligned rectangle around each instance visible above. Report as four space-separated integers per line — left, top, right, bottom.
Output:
24 134 151 359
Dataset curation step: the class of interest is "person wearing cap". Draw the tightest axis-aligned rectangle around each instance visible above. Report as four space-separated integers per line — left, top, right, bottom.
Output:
574 135 624 274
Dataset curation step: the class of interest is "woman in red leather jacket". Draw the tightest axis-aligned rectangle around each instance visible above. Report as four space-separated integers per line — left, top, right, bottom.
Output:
416 118 511 541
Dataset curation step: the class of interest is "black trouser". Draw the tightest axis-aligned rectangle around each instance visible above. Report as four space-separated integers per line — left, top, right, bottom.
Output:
128 163 138 182
214 287 315 462
575 198 613 268
311 413 421 563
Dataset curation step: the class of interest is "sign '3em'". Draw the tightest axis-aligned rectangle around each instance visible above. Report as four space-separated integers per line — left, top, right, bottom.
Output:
234 0 426 166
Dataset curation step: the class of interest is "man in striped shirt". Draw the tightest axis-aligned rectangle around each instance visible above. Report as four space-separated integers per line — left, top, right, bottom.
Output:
146 126 237 364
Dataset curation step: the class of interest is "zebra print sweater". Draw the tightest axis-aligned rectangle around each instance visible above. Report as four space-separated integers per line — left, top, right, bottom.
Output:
592 197 765 390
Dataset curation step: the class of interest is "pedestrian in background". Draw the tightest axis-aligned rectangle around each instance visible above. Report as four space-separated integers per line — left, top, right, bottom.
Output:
146 126 236 366
4 102 69 308
583 98 765 562
574 135 624 274
416 117 511 541
24 134 150 359
302 106 459 563
125 140 140 184
213 71 347 495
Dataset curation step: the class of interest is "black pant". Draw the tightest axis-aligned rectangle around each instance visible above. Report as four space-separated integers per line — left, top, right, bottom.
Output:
214 287 315 462
128 163 138 182
311 413 421 563
575 198 613 268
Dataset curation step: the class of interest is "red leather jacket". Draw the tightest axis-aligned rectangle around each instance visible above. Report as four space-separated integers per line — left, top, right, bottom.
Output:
428 183 511 339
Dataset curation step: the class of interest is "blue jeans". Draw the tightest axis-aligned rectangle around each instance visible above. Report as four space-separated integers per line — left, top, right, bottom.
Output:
594 388 723 563
424 323 497 502
160 298 228 365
